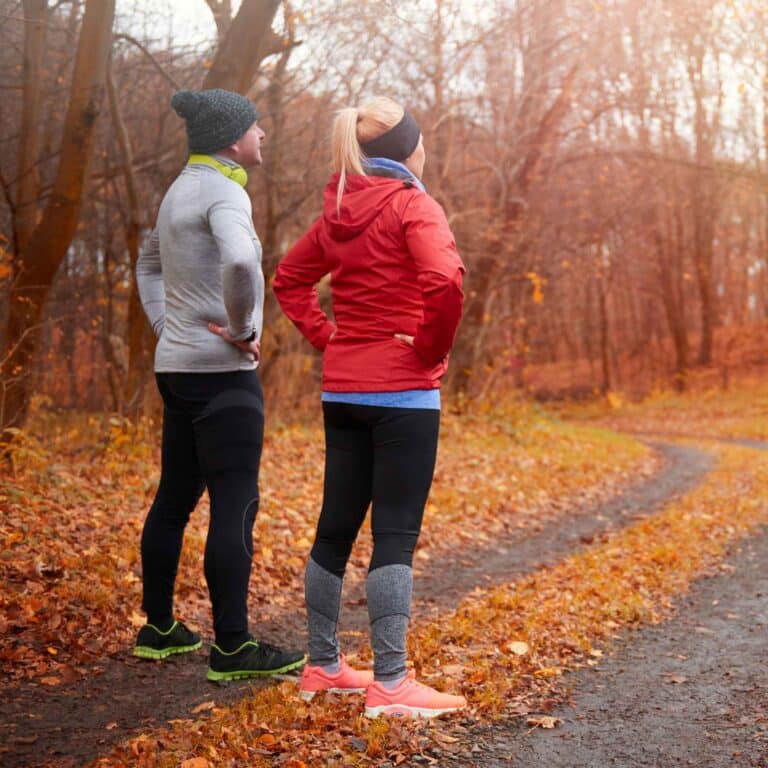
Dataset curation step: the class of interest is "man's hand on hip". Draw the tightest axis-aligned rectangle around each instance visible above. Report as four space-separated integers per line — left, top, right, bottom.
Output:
208 322 260 360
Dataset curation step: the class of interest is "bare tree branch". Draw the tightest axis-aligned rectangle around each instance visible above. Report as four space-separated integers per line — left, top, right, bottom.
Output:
113 32 182 90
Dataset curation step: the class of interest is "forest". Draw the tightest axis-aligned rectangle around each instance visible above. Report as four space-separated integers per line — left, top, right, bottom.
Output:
3 3 768 767
2 0 765 428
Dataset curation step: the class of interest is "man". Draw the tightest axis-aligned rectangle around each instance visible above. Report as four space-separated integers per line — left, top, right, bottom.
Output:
134 88 305 681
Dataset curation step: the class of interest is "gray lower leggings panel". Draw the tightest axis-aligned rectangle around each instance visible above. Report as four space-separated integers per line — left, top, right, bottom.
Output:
304 558 413 679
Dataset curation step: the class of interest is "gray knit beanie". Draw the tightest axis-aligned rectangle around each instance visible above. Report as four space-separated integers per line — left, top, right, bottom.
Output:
171 89 259 154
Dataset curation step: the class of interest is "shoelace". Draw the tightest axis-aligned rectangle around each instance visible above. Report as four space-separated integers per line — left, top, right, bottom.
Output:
388 670 423 691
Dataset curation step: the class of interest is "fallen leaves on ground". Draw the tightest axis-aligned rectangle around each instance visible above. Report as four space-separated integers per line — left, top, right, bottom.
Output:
527 715 562 729
0 402 651 686
88 441 768 767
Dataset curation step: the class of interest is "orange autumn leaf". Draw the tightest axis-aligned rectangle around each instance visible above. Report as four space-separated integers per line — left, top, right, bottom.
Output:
527 716 562 729
180 759 209 768
506 641 530 656
533 666 562 678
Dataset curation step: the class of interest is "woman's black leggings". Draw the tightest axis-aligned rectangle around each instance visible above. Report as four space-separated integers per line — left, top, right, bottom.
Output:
310 402 440 577
140 371 263 648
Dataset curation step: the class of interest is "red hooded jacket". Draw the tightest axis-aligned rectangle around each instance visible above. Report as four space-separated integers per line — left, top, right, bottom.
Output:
273 173 465 392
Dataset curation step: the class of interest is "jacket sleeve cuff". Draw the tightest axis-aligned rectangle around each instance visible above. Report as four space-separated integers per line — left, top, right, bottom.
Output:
227 324 255 342
313 321 337 351
412 336 448 367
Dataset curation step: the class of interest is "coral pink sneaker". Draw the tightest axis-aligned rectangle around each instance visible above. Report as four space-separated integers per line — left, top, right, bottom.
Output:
299 653 373 701
364 670 467 718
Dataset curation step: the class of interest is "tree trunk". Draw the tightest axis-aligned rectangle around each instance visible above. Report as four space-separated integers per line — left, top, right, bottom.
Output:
254 42 292 388
687 43 718 366
100 243 125 414
762 46 768 316
597 277 611 394
202 0 283 93
106 54 151 417
654 226 688 391
1 0 116 432
205 0 233 39
15 0 48 255
694 238 715 366
691 165 716 366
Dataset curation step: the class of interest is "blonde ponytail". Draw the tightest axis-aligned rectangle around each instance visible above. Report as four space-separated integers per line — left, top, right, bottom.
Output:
332 108 365 213
331 97 405 213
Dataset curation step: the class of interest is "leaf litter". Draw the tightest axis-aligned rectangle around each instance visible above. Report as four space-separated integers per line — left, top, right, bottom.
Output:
87 441 768 767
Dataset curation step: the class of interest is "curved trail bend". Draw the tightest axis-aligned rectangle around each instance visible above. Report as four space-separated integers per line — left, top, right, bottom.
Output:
440 438 768 768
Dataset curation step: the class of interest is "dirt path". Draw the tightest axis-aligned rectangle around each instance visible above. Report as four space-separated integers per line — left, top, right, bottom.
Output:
438 516 768 768
0 442 712 768
432 438 768 768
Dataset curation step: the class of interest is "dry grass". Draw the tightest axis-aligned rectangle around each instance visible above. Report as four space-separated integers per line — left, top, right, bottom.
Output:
558 376 768 440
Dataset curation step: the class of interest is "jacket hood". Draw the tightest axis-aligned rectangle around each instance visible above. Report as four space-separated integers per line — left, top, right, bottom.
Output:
323 173 412 241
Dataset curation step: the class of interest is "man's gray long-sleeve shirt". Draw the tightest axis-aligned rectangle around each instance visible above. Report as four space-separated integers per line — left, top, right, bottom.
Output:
136 158 264 372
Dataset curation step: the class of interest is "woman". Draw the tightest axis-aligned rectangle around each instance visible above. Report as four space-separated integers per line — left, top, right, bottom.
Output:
273 97 466 717
134 88 305 681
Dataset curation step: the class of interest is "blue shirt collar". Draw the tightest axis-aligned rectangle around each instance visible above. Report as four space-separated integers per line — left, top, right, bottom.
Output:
363 157 426 193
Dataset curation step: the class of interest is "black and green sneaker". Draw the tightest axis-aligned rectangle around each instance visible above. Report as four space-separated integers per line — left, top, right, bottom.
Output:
206 639 306 682
133 620 202 660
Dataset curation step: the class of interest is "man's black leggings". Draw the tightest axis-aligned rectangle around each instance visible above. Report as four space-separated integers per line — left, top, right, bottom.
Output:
310 402 440 577
140 371 263 649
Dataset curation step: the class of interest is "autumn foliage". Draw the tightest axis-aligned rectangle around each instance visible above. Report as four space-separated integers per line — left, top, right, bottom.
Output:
1 401 650 688
75 422 768 767
2 1 768 765
2 0 767 426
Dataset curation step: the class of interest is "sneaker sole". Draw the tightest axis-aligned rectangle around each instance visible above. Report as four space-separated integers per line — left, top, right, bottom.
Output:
299 686 367 701
206 655 307 682
364 703 465 719
133 640 202 660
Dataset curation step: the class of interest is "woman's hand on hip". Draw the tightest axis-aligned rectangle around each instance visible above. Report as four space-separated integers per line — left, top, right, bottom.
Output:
208 322 260 360
394 333 415 346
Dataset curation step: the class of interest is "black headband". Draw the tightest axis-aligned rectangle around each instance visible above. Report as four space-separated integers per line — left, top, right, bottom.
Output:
360 109 421 162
